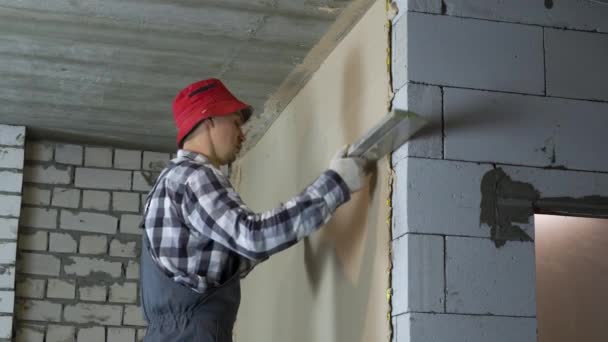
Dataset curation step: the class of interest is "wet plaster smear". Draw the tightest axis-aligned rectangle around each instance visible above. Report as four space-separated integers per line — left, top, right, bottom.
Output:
480 167 608 248
232 1 391 341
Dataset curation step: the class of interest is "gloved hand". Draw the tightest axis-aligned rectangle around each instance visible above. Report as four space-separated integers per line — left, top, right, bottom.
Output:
329 145 366 193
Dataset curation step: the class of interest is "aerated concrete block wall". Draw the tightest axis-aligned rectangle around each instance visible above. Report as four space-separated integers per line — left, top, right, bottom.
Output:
12 140 172 342
0 125 26 341
389 1 608 341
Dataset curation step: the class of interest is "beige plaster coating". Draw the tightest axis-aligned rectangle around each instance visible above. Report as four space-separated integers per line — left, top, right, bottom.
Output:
233 1 391 341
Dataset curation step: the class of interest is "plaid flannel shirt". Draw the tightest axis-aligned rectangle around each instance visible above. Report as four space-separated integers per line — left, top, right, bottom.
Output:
143 150 350 294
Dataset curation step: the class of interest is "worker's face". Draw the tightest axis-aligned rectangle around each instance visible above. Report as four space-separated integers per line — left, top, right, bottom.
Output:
209 112 245 165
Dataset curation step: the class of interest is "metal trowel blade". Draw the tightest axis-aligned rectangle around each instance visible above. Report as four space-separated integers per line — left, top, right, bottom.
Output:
346 110 427 161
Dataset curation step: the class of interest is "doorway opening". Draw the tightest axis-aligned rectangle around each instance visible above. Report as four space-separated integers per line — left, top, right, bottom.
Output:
535 214 608 342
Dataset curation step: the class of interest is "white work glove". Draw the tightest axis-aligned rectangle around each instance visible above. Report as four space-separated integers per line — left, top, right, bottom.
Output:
329 145 366 193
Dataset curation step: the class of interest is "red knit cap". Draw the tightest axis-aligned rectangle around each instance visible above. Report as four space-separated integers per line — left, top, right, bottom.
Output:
173 78 252 147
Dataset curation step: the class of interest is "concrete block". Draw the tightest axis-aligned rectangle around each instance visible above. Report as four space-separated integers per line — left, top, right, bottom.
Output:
49 232 77 253
0 242 17 264
444 88 608 171
393 158 492 238
22 186 51 206
0 195 21 217
52 188 81 208
16 278 45 299
446 237 536 316
391 0 441 23
75 168 132 190
0 265 15 288
126 260 139 280
444 0 608 33
47 325 76 342
120 214 143 235
21 207 57 229
109 282 137 303
47 278 76 299
0 147 24 169
113 192 140 212
85 147 112 168
0 171 23 193
55 143 83 166
137 328 146 342
546 29 608 102
142 152 170 171
392 83 443 163
77 326 105 342
132 171 157 192
0 124 25 146
0 218 19 239
115 149 142 170
396 312 537 342
18 252 60 276
24 164 72 185
60 210 118 234
25 142 52 162
18 230 48 251
79 285 107 302
15 323 45 342
64 303 122 325
16 299 61 322
408 13 544 94
0 316 11 339
0 291 14 313
79 235 107 255
123 305 147 326
110 238 138 257
392 234 444 315
108 327 136 342
140 194 148 211
63 256 122 278
82 190 110 211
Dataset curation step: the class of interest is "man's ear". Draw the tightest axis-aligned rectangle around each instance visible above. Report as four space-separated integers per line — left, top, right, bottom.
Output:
202 118 215 129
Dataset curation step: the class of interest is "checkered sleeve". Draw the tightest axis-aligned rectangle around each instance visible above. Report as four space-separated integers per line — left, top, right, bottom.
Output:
182 167 351 261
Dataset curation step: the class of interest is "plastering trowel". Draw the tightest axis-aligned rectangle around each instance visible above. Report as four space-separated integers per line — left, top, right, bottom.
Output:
347 110 427 161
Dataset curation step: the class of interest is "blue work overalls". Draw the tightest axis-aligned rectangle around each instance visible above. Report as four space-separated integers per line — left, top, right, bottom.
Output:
140 236 241 341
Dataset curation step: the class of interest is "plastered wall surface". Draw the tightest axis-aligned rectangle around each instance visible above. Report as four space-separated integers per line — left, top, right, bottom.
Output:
390 0 608 341
233 1 391 342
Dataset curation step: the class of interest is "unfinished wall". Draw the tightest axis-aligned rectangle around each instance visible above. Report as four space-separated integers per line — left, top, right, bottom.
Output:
233 1 391 341
12 140 170 342
390 0 608 341
0 125 26 340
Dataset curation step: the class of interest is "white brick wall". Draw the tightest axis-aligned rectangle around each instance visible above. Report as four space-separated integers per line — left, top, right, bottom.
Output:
10 140 166 341
78 326 105 342
85 147 113 168
46 325 76 342
64 303 122 325
75 168 132 190
55 143 83 165
391 3 608 341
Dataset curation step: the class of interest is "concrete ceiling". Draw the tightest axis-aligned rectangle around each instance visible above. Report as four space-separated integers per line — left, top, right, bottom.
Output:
0 0 374 152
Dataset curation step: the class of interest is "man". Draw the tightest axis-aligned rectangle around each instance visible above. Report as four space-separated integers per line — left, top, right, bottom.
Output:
140 78 366 341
